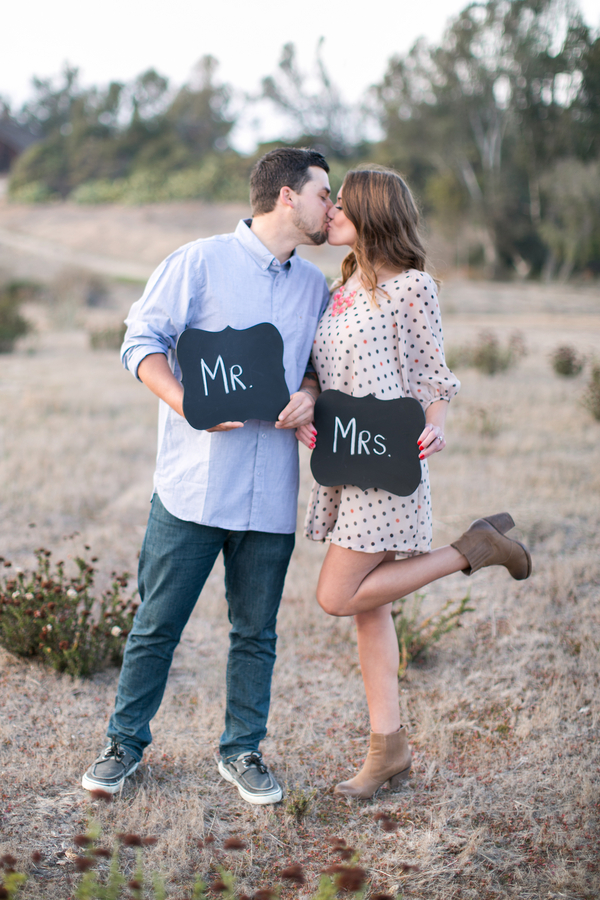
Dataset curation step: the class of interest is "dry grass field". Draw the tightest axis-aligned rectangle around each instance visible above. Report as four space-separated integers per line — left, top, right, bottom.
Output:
0 201 599 900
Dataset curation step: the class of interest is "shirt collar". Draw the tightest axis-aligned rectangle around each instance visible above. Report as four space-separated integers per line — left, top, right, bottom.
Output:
235 218 295 271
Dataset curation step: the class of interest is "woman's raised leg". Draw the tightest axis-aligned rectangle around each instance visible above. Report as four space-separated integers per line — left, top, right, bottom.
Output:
317 542 467 618
318 510 531 617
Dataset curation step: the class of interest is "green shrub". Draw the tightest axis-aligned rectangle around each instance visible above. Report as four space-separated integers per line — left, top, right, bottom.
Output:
446 330 526 375
0 281 36 352
71 155 250 205
444 344 470 371
8 179 59 203
89 323 127 350
284 784 317 821
392 592 474 678
0 548 138 677
471 330 526 375
467 403 503 438
550 345 584 377
71 179 127 204
582 364 600 421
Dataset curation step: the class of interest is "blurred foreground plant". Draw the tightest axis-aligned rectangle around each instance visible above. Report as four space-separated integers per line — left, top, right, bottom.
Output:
392 592 474 678
0 548 138 676
0 853 27 900
2 811 402 900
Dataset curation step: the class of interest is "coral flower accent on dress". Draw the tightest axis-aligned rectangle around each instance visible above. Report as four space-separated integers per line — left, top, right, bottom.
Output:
331 288 357 316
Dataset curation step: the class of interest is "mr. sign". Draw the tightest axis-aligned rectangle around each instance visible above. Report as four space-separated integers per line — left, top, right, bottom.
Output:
311 390 425 496
176 324 290 430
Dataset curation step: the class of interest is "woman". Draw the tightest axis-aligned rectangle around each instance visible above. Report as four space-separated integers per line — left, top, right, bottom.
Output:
299 167 531 800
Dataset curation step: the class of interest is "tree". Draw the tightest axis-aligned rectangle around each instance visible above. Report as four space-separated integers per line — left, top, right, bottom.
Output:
373 0 595 276
166 55 235 156
9 58 239 198
260 40 372 158
539 158 600 279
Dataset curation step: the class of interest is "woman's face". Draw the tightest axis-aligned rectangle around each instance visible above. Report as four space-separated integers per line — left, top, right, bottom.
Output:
326 190 358 247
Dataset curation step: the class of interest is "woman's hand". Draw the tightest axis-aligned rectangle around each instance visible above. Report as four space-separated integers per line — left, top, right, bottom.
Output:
418 424 445 458
296 423 317 449
275 389 317 430
418 399 449 459
418 425 446 459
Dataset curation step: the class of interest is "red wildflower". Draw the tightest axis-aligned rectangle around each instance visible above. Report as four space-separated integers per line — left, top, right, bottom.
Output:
74 856 95 872
89 788 113 803
281 863 305 885
117 833 143 847
223 837 246 851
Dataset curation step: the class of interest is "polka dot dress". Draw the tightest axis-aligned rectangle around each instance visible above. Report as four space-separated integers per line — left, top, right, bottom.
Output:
304 270 460 556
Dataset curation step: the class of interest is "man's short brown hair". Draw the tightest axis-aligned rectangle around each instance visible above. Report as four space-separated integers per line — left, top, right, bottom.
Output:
250 147 329 215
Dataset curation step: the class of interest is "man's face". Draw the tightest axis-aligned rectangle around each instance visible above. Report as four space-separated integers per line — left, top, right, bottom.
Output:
291 166 332 245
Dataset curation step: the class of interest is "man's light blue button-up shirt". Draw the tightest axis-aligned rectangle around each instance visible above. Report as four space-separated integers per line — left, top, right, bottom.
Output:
121 219 330 534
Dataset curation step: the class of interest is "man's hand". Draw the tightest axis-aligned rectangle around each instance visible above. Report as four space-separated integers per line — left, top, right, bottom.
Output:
206 421 245 432
275 389 317 430
138 356 244 431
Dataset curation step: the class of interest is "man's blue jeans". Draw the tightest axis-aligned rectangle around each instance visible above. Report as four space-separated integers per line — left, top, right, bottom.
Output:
107 494 295 762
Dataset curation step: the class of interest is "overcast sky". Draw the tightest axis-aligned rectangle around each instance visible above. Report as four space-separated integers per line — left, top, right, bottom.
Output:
4 0 599 149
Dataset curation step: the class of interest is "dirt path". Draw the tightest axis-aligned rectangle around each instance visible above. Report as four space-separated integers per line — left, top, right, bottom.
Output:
0 226 153 281
0 200 348 281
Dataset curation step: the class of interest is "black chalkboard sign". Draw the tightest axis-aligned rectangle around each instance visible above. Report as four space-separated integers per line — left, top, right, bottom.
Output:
310 390 425 496
176 324 290 430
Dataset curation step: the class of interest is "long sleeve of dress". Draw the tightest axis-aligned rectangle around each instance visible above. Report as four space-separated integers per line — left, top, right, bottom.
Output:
392 270 460 409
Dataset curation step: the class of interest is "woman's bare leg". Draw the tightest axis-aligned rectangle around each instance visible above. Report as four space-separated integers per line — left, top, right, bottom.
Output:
355 598 401 734
317 543 468 617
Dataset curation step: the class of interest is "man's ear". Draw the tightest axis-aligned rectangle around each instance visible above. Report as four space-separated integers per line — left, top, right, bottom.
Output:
278 186 295 209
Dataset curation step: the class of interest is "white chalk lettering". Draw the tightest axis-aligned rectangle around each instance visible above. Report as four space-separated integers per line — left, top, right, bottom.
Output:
333 416 356 454
201 355 229 396
373 434 387 455
357 430 371 454
230 364 247 391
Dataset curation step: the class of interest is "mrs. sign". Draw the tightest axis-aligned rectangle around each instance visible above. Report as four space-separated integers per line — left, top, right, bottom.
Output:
311 390 425 496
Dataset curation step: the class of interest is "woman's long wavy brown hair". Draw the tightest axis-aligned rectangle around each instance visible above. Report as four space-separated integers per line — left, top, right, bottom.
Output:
339 166 427 304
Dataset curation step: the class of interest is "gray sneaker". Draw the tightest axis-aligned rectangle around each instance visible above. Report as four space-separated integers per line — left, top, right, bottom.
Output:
217 751 282 805
82 738 139 794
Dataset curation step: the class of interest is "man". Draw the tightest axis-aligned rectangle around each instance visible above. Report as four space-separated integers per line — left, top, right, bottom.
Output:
82 148 331 805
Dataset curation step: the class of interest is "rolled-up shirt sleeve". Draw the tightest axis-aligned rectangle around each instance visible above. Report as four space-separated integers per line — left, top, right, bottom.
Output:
121 245 204 380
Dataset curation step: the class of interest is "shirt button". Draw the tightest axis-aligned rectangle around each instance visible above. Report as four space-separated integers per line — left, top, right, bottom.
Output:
262 434 266 439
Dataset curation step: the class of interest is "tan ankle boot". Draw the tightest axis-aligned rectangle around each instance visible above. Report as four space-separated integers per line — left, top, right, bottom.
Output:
451 512 532 580
334 728 412 800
